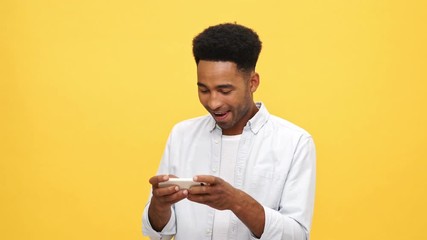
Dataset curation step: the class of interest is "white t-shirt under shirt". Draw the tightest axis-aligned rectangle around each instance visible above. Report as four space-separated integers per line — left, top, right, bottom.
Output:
212 134 241 240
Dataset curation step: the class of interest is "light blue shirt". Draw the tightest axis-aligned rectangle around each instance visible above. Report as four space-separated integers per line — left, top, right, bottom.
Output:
142 103 316 240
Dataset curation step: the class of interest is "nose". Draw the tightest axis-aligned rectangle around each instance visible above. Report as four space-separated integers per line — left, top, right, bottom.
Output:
207 93 222 110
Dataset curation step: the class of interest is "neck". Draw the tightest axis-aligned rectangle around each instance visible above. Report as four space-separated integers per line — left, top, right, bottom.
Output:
222 102 259 135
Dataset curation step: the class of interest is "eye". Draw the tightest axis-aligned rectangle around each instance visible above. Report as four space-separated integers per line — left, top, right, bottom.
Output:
220 90 232 95
199 88 209 94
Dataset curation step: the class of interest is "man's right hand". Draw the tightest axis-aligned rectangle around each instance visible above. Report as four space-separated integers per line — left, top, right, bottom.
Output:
147 175 188 231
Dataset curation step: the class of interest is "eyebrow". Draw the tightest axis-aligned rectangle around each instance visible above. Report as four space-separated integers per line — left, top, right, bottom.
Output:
197 82 234 89
216 84 234 89
197 82 207 88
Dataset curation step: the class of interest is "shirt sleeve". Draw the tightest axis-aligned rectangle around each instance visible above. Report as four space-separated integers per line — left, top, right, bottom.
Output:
142 130 177 239
254 135 316 240
142 202 176 240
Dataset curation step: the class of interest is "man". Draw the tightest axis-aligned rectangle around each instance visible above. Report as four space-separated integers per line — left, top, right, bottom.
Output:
142 23 316 240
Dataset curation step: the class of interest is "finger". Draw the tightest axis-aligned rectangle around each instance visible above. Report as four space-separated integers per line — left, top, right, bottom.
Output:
188 184 211 195
149 175 169 186
193 175 217 185
187 193 206 203
153 185 180 197
158 189 189 205
187 192 215 204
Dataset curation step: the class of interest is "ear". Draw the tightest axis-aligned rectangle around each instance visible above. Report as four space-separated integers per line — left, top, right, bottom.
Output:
249 72 260 93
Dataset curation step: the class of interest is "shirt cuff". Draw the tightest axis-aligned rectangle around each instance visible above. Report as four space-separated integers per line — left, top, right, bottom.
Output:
142 204 176 240
250 206 308 240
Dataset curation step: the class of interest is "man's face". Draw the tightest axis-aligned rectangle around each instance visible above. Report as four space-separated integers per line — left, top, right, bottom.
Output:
197 60 259 135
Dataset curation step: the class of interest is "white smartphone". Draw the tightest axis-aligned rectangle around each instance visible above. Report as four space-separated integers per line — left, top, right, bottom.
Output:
158 178 206 189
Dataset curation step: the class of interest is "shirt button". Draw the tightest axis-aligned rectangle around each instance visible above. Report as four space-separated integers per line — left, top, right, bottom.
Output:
206 228 212 234
214 140 219 144
212 168 217 172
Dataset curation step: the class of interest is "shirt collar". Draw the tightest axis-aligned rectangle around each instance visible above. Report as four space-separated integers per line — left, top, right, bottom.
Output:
208 102 270 134
247 102 269 134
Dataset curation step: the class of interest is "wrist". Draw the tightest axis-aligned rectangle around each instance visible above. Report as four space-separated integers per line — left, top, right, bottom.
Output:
230 190 246 214
150 197 172 216
148 198 172 231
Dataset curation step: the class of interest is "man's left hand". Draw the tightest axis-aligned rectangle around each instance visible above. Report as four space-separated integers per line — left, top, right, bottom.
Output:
186 175 239 211
187 175 265 238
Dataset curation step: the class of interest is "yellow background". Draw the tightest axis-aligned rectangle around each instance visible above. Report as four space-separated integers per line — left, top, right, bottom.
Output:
1 1 426 239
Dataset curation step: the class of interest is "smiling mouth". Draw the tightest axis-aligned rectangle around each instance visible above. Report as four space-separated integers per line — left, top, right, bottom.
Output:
214 112 226 117
213 111 229 121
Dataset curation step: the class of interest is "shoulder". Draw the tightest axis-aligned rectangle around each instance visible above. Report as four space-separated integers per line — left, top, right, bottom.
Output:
266 114 312 142
261 114 315 156
270 115 311 135
255 103 311 140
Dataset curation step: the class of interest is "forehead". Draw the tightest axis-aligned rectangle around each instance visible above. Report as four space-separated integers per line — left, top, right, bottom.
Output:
197 60 245 83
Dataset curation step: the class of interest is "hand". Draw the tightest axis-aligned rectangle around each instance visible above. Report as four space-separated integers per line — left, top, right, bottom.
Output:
187 175 265 237
186 175 239 211
148 175 188 231
149 175 188 206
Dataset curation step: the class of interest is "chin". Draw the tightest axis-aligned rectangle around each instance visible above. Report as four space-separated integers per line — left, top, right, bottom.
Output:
217 123 230 130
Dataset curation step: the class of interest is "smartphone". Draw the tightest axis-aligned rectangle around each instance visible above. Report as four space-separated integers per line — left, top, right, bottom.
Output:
158 178 206 189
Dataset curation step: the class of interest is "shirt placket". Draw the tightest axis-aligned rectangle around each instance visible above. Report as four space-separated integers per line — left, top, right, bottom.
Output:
228 126 253 240
206 128 222 239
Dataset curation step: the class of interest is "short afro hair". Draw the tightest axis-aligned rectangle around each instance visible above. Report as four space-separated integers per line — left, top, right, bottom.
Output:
192 23 262 72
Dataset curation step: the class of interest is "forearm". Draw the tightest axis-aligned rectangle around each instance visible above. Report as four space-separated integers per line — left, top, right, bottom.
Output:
148 199 172 231
232 190 265 238
143 199 176 240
